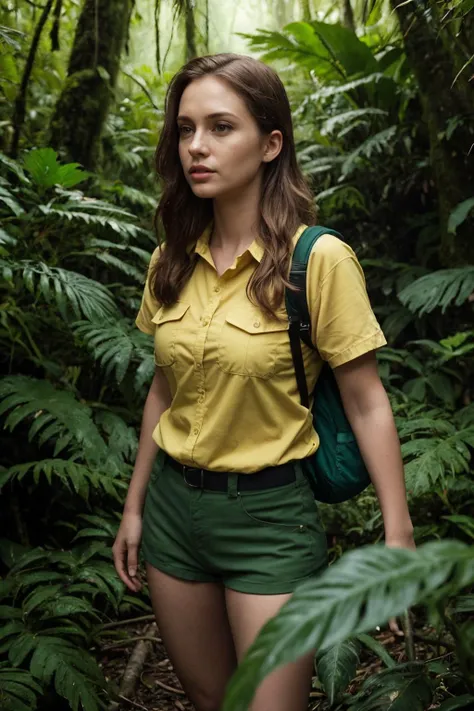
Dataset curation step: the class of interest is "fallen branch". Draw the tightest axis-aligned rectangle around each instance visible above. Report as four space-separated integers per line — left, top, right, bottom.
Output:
155 678 186 696
108 622 158 711
117 696 149 711
102 636 162 651
101 614 155 630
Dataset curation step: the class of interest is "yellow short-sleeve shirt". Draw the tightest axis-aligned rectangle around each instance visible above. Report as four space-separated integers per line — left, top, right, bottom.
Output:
135 225 386 473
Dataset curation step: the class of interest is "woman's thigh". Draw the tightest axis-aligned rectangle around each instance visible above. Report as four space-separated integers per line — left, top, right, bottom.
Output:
225 588 314 711
146 564 237 711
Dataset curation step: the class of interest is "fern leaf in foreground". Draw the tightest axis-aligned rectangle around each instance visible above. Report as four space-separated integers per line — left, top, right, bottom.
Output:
221 540 474 711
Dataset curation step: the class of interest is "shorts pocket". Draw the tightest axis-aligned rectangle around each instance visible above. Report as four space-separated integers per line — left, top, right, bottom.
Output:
218 309 288 379
151 302 190 367
237 481 306 530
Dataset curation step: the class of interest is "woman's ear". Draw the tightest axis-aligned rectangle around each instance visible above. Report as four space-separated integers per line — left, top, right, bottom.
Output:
263 130 283 163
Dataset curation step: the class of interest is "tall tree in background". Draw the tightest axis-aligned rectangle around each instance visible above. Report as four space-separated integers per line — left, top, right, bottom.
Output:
342 0 355 31
299 0 311 21
391 0 474 265
183 0 197 61
48 0 133 170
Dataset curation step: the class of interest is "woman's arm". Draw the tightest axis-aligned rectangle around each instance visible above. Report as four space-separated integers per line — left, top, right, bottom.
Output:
123 366 172 516
112 366 172 591
333 351 415 549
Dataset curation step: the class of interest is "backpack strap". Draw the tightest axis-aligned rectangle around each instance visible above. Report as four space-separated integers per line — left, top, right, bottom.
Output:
286 225 344 407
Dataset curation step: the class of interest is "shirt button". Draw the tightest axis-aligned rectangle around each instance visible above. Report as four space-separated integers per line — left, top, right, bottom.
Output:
196 363 202 370
193 428 199 435
254 320 260 328
198 396 204 403
214 286 221 293
201 318 209 326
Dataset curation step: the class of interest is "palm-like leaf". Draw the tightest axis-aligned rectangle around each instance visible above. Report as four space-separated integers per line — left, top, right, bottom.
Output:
398 267 474 315
402 426 474 494
14 260 118 320
38 202 149 239
0 665 42 711
0 376 107 463
23 148 90 189
74 319 153 383
221 541 474 711
1 459 128 502
341 126 398 177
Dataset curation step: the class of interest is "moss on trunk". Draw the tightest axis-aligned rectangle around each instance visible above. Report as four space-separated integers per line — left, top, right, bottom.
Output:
48 0 133 171
391 0 474 266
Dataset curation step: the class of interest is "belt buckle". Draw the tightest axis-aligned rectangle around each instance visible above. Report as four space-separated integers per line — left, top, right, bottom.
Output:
183 465 204 489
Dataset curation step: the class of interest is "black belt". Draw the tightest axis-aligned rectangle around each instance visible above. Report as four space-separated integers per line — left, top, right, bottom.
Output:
167 455 296 492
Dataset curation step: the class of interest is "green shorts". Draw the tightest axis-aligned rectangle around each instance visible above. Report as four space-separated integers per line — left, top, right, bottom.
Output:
142 454 328 594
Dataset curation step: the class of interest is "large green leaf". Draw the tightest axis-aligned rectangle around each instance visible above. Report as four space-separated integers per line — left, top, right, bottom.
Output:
448 197 474 234
316 639 360 704
242 21 377 79
23 148 90 188
222 541 474 711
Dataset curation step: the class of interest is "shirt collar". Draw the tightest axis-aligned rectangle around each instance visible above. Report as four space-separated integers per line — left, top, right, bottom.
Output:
194 223 264 263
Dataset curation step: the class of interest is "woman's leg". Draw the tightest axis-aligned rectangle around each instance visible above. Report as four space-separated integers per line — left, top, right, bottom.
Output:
147 564 238 711
225 589 315 711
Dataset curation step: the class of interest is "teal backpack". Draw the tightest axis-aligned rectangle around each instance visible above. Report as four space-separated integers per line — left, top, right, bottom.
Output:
285 225 372 504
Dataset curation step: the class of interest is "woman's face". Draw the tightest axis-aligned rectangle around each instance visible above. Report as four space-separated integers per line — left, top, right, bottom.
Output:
177 75 280 200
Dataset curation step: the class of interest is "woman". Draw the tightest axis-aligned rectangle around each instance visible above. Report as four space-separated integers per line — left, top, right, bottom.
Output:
113 53 415 711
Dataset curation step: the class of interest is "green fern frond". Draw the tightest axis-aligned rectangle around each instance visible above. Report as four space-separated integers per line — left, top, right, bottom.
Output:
95 410 138 464
2 459 128 501
398 266 474 315
0 186 24 216
0 228 17 248
0 376 107 464
321 108 387 135
74 319 151 383
37 203 148 239
0 665 42 711
0 151 30 184
311 73 388 100
341 126 398 177
17 260 118 320
402 427 474 494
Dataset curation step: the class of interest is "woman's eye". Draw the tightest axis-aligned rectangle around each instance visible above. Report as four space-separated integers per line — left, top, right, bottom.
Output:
214 123 231 133
178 125 192 136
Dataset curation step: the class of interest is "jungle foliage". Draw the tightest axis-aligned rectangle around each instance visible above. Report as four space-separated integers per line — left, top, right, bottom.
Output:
0 0 473 709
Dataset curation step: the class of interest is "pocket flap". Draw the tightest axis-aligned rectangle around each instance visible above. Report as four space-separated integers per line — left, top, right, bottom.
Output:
225 309 289 334
151 302 190 325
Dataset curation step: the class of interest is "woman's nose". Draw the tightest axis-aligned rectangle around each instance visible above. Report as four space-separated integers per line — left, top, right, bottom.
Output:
189 130 209 157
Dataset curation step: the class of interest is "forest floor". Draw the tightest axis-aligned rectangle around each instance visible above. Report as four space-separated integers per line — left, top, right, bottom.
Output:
99 615 451 711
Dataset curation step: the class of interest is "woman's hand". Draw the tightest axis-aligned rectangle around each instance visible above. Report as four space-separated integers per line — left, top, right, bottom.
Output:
112 512 143 593
386 531 416 636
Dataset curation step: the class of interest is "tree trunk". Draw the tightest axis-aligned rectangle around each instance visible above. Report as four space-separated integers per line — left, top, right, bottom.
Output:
184 0 197 62
299 0 311 22
391 0 474 266
155 0 162 74
48 0 133 170
342 0 355 32
10 0 55 158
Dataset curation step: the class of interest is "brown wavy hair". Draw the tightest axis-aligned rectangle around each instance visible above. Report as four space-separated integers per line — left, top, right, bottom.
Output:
151 53 316 318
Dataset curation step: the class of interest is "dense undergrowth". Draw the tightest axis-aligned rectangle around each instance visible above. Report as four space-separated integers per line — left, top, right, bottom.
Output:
1 3 473 710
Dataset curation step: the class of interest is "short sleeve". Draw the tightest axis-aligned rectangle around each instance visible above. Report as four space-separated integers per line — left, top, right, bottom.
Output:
135 246 161 335
307 235 386 368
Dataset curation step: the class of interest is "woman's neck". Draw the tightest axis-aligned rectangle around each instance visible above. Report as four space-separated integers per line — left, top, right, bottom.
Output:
211 179 262 259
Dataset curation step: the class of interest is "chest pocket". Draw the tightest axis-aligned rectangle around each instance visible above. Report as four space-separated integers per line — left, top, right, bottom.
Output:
218 309 289 379
151 302 190 367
